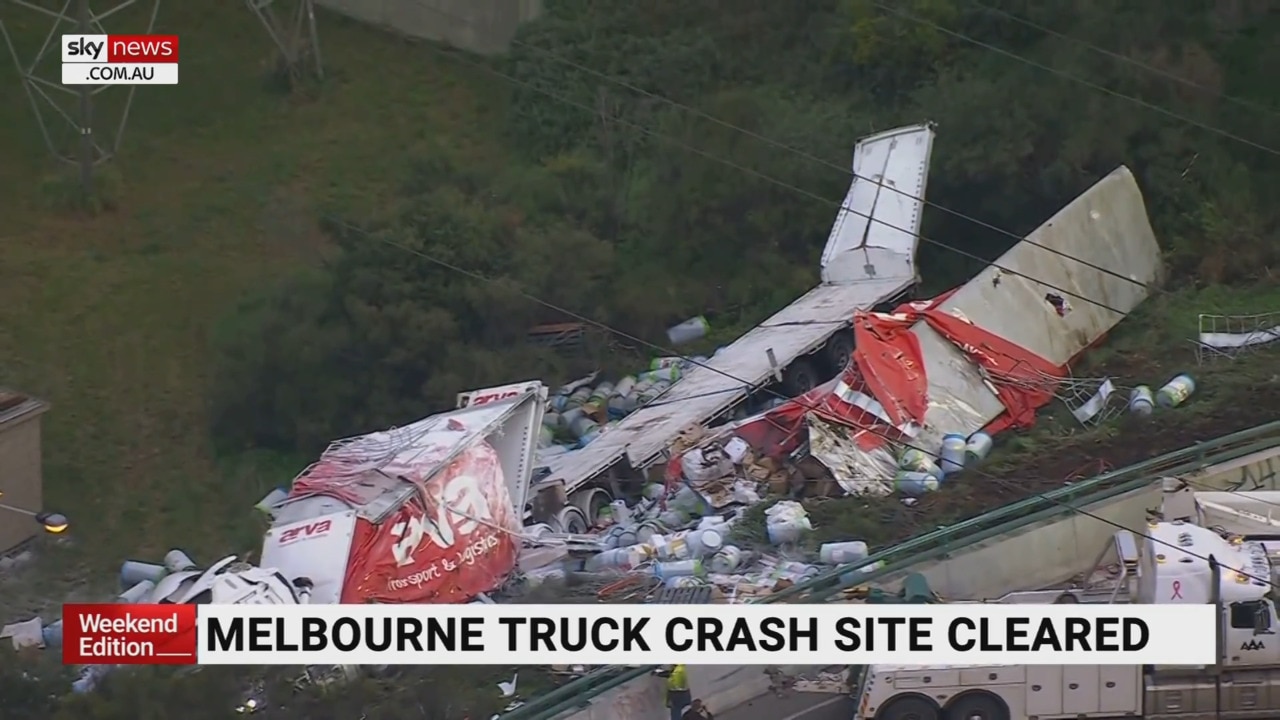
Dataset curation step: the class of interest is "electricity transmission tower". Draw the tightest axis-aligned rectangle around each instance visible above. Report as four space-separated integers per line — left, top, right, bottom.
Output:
245 0 323 87
1 0 161 202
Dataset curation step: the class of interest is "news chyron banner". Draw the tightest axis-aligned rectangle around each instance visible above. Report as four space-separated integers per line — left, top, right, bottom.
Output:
62 34 178 85
62 603 1216 667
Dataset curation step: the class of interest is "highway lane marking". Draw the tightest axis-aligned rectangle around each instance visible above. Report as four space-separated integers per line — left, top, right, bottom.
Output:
777 694 848 720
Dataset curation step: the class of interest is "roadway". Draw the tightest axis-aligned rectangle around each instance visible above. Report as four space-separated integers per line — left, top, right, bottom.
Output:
716 693 853 720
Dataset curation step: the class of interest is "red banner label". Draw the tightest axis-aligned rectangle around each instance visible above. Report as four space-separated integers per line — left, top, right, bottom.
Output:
341 442 519 603
62 603 197 665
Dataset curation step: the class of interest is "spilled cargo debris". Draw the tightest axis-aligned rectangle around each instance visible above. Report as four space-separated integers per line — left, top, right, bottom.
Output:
728 166 1164 493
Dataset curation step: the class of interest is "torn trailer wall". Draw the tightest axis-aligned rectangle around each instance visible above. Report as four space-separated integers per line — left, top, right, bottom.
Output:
736 165 1163 492
910 165 1162 443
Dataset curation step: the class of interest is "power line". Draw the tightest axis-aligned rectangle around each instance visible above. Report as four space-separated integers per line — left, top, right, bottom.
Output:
320 0 1280 539
397 0 1278 301
338 219 1280 515
497 30 1144 292
395 0 1149 295
277 2 1278 707
362 43 1134 320
964 0 1280 120
872 0 1280 157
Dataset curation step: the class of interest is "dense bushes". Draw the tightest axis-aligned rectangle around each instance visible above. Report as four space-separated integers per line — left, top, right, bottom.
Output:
212 0 1280 455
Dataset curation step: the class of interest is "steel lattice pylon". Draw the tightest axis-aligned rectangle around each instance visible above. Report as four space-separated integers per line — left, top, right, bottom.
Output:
1 0 160 166
245 0 322 87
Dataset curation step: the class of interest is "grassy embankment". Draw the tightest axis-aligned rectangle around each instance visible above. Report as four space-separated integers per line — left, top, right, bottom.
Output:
0 4 508 614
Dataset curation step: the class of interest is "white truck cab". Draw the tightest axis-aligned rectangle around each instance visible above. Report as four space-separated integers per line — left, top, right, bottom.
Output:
851 485 1280 720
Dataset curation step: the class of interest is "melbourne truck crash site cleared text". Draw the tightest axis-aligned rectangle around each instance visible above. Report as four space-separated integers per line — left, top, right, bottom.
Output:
194 604 1212 666
206 615 1150 654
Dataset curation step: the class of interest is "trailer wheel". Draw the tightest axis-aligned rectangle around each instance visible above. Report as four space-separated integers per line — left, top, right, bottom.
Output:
571 488 612 524
782 358 819 396
556 506 590 535
823 329 855 375
945 692 1008 720
878 695 940 720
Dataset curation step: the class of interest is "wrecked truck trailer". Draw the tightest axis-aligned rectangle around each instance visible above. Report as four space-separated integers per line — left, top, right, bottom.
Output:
261 387 546 605
533 122 937 512
733 165 1164 494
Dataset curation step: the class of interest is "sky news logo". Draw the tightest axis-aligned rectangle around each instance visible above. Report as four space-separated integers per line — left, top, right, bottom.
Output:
61 34 179 86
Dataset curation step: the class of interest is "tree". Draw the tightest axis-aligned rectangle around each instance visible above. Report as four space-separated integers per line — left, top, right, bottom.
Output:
213 0 1280 453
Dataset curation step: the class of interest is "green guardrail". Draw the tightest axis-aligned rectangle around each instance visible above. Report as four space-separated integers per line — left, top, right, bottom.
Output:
501 420 1280 720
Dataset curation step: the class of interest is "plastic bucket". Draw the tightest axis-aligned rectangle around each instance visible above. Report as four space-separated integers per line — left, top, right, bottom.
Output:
613 375 637 398
939 434 966 476
120 560 167 590
819 541 869 565
1156 374 1196 408
119 579 156 603
653 559 704 579
766 520 808 545
709 546 743 573
899 448 943 478
687 528 724 557
664 575 706 588
163 550 196 573
1129 385 1155 416
585 548 633 572
964 432 993 464
667 316 709 345
895 470 940 495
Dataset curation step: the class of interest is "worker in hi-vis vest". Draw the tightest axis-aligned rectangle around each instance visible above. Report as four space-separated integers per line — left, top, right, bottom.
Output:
653 664 692 720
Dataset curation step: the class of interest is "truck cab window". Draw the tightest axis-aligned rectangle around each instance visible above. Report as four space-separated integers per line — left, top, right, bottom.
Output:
1230 601 1273 632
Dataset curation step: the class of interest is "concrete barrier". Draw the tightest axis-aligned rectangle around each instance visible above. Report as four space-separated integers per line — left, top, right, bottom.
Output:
315 0 543 55
537 445 1280 720
873 445 1280 598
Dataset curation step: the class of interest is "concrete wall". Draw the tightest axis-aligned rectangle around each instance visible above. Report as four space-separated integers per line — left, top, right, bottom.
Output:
873 444 1280 598
0 392 49 553
315 0 543 55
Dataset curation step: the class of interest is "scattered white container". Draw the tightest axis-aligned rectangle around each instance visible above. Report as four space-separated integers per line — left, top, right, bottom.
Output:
939 434 967 476
1156 374 1196 408
654 559 704 579
964 432 993 463
819 541 869 565
1129 385 1155 416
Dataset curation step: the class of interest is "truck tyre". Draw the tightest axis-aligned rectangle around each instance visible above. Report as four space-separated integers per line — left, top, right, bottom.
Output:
878 695 940 720
823 330 855 375
782 358 819 396
556 506 590 535
945 692 1008 720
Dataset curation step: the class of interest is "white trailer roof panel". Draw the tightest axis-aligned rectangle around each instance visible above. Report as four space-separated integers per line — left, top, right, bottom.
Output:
540 276 916 485
540 123 937 490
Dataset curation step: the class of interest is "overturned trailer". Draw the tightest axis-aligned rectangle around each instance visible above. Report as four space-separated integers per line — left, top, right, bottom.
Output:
733 166 1163 493
261 388 545 604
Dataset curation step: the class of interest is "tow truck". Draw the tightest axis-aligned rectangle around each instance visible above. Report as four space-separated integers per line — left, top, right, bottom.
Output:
849 481 1280 720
